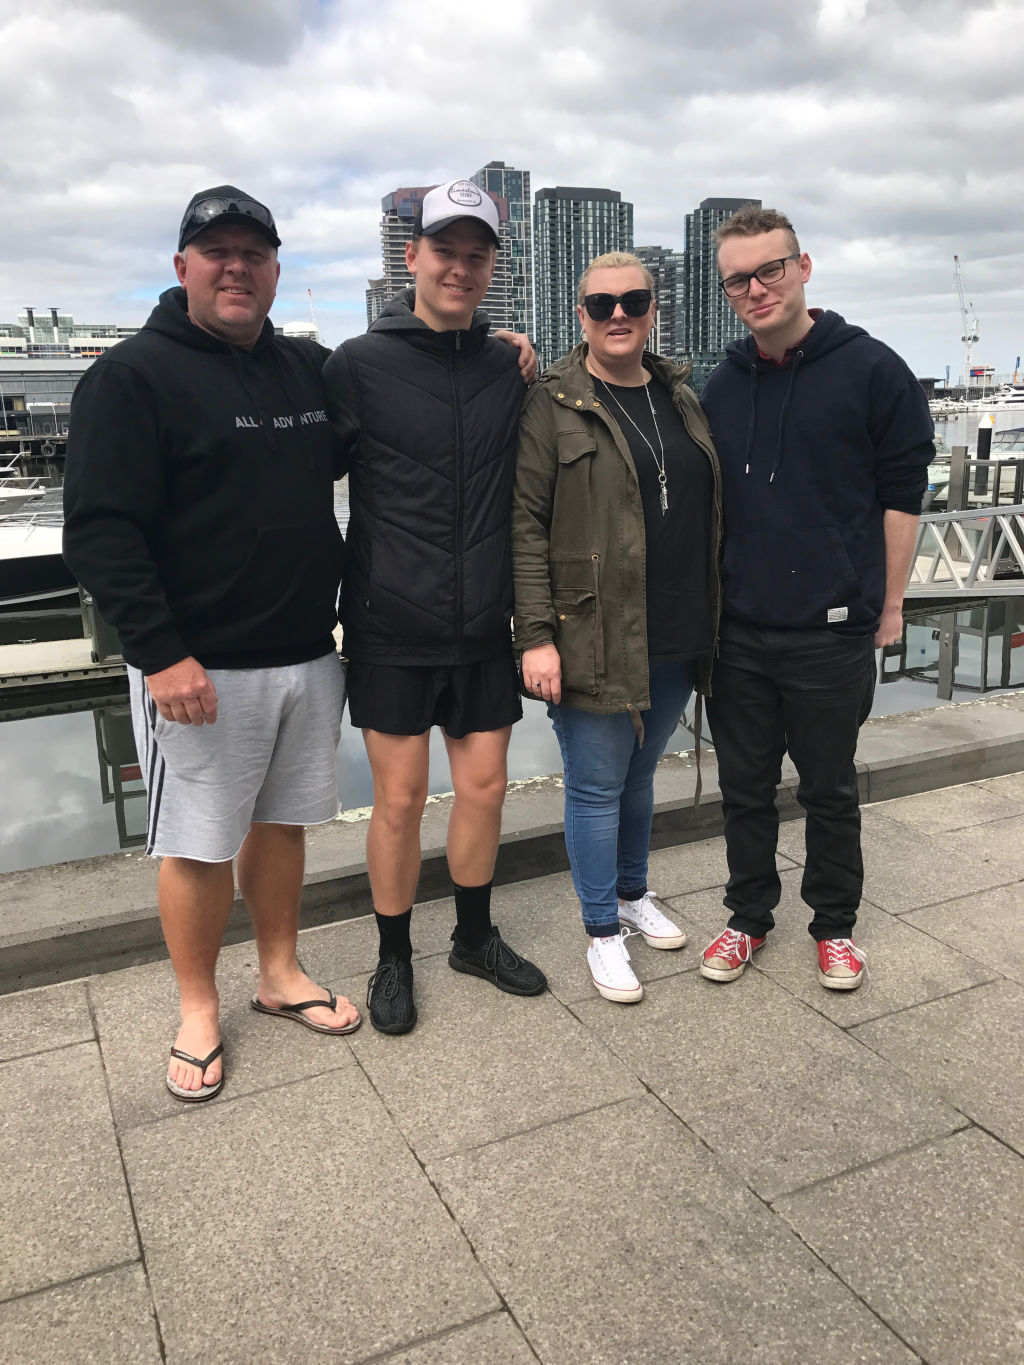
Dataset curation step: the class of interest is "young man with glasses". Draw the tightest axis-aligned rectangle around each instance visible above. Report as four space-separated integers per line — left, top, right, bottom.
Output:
699 206 933 990
64 186 361 1103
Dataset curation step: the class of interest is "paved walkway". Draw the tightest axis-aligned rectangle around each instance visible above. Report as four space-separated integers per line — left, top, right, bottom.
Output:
2 776 1024 1364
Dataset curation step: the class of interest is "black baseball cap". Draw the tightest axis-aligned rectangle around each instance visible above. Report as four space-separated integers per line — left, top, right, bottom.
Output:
178 185 281 251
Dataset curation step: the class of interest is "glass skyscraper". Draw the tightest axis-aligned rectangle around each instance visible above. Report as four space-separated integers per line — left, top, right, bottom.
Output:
533 187 633 371
683 196 761 391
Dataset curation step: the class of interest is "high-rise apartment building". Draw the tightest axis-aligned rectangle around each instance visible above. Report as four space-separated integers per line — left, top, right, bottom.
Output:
533 187 633 370
634 245 685 363
364 170 528 333
683 196 760 391
472 161 533 337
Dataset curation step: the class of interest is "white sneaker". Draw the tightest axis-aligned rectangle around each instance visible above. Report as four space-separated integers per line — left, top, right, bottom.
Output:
617 891 687 950
587 928 644 1003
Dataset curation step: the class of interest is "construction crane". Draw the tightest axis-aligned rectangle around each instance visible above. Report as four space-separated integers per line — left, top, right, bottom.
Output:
953 254 979 389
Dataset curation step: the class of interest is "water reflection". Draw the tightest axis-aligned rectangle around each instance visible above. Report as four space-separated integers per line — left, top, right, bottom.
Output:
2 595 1022 877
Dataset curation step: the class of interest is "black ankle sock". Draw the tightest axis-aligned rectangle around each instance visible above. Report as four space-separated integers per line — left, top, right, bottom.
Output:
375 909 413 961
452 880 493 949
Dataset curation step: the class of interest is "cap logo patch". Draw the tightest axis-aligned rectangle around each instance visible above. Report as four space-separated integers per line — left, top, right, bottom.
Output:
447 181 483 207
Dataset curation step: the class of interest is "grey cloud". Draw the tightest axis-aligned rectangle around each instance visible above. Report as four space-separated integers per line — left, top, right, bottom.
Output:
80 0 320 65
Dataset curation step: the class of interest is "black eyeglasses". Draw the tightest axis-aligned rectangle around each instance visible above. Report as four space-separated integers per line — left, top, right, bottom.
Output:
719 254 800 298
582 290 653 321
181 196 278 237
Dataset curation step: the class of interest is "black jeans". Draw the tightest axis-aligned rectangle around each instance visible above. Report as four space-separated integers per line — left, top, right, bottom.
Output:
705 619 876 941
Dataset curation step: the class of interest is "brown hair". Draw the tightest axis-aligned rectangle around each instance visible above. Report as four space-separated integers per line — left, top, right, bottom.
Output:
714 207 800 254
577 251 655 305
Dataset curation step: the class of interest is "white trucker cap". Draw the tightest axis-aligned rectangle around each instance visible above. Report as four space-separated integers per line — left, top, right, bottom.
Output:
414 180 501 247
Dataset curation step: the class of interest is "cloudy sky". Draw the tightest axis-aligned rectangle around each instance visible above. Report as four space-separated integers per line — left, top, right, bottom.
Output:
2 0 1021 381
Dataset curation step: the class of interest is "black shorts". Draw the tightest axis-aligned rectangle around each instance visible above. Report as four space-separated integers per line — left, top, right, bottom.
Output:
346 653 523 739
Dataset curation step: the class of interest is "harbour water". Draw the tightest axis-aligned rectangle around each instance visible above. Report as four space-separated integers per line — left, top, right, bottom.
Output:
1 455 1022 875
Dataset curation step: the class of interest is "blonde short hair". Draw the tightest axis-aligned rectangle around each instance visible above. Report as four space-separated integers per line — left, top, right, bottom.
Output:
577 252 655 306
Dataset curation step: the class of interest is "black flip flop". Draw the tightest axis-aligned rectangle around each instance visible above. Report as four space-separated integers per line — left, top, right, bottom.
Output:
166 1042 224 1103
250 987 361 1035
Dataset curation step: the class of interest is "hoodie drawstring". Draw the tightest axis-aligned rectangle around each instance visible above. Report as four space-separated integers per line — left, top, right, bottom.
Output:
769 351 803 484
743 364 757 475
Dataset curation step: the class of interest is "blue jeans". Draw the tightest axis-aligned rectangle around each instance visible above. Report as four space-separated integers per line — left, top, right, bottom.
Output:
549 659 696 937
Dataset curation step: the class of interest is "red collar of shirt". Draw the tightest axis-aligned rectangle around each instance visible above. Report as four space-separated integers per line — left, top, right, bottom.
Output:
756 308 823 367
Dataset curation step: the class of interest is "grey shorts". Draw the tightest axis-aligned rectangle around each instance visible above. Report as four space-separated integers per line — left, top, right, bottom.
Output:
128 653 345 862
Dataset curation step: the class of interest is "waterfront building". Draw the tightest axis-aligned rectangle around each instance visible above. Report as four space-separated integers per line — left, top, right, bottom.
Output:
635 245 685 363
683 197 760 391
533 187 634 370
472 161 533 337
0 308 140 361
363 173 522 332
0 358 86 434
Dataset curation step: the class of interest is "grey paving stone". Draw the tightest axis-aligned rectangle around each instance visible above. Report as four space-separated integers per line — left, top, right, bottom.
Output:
852 979 1024 1155
904 882 1024 985
775 1127 1024 1365
979 769 1024 802
373 1313 536 1364
0 1264 161 1364
572 971 964 1199
755 889 995 1027
778 807 1019 913
0 1043 137 1301
122 1067 496 1364
431 1096 917 1365
88 950 358 1131
870 779 1024 834
0 980 93 1062
940 810 1024 877
645 833 800 897
349 953 643 1161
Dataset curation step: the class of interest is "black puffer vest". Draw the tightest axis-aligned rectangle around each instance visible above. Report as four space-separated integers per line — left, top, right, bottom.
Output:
324 291 521 664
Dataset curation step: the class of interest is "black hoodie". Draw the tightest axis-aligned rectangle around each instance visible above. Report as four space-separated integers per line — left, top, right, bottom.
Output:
323 289 521 665
700 310 933 635
63 287 345 673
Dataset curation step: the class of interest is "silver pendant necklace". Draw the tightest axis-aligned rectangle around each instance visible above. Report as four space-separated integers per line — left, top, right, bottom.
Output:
597 376 668 514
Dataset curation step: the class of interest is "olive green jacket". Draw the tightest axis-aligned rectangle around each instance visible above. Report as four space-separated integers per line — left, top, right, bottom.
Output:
511 343 722 717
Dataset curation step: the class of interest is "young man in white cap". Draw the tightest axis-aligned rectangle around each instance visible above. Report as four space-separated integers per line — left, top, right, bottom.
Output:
324 180 547 1034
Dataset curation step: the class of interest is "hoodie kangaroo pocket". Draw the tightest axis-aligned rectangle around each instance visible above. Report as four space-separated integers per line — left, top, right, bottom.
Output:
722 527 865 629
189 519 343 643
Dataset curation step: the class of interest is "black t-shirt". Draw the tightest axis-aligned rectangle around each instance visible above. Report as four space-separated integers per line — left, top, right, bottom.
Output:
596 375 713 659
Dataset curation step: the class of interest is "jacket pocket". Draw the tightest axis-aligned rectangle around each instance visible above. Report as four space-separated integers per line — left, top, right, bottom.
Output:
722 527 866 630
551 552 603 695
556 430 596 465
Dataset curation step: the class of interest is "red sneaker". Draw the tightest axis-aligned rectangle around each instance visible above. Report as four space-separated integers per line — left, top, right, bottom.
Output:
817 937 866 991
699 927 766 982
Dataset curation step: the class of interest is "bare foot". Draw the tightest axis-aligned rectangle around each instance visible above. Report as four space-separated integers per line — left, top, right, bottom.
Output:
168 1004 223 1092
256 964 360 1031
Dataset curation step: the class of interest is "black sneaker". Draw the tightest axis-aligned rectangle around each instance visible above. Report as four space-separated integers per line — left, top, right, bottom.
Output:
448 925 547 996
367 954 417 1034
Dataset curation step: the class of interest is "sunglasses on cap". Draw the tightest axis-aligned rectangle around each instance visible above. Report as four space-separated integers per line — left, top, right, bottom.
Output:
581 289 653 322
179 196 279 246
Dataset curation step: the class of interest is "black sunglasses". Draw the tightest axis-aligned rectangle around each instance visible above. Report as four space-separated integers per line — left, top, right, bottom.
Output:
582 289 653 321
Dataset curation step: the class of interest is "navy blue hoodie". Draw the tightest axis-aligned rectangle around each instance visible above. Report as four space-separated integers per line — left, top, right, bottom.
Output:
63 287 345 673
700 310 933 635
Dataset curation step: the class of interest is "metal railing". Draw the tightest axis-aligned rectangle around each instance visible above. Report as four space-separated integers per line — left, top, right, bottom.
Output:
907 503 1024 596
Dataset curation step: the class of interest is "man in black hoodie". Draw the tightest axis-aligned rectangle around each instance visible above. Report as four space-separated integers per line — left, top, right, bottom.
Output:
698 206 933 991
63 187 360 1103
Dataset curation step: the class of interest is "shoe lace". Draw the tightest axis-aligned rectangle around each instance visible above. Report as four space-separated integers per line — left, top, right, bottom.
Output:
367 959 400 1004
598 926 637 962
483 930 524 975
823 938 867 968
711 927 750 962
